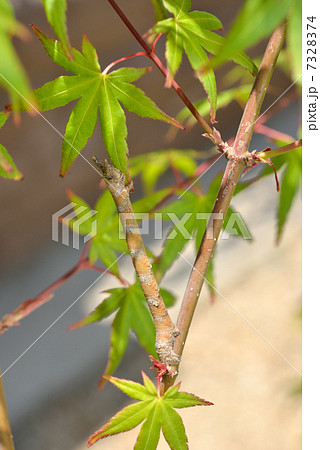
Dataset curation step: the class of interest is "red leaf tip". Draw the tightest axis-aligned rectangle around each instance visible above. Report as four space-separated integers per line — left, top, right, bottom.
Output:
65 188 74 198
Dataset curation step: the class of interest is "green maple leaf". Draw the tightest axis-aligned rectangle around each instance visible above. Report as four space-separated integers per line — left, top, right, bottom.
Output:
206 0 296 71
41 0 72 59
131 188 173 214
157 175 251 299
158 176 250 274
87 372 213 448
0 0 34 111
151 0 168 22
0 112 23 180
276 147 301 241
69 281 175 383
286 0 302 87
31 26 183 178
130 149 197 194
152 0 257 120
159 190 200 276
158 188 211 292
64 189 127 276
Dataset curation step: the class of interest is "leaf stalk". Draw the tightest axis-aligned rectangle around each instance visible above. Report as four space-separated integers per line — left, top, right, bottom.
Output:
259 139 302 159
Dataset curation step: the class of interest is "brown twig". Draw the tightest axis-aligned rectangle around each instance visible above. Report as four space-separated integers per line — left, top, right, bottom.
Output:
0 369 14 450
93 157 180 367
160 22 287 393
0 246 126 335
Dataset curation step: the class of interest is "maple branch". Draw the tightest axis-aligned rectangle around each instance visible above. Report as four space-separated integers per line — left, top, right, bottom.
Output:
0 369 14 450
93 157 180 367
0 248 126 335
160 22 287 393
106 0 225 148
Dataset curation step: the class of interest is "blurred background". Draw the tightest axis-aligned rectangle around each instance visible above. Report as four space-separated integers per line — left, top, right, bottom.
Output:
0 0 301 448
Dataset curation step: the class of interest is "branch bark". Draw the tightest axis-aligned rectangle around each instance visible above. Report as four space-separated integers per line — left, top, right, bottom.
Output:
93 157 180 367
160 22 287 392
0 370 14 450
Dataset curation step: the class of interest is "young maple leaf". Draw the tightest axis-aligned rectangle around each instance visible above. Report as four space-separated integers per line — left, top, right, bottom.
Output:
0 112 23 180
129 149 197 194
87 372 213 449
31 26 183 178
206 0 297 71
41 0 72 59
68 280 175 388
151 0 257 121
158 177 249 276
63 188 128 276
0 1 34 112
276 150 301 241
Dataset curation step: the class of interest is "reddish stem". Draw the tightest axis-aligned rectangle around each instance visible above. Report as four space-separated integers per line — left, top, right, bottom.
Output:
254 123 295 143
38 256 126 297
0 249 127 335
255 89 297 126
169 159 183 184
102 52 148 74
260 139 302 159
152 33 163 52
